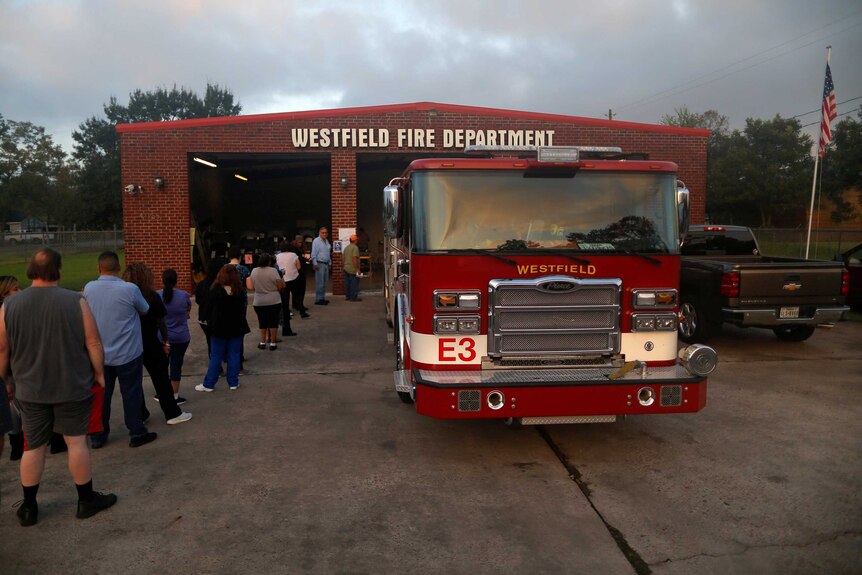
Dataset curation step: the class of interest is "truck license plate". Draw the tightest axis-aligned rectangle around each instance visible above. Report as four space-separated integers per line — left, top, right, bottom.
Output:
779 307 799 319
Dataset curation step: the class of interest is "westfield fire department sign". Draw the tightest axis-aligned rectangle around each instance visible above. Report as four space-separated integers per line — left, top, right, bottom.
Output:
290 128 555 149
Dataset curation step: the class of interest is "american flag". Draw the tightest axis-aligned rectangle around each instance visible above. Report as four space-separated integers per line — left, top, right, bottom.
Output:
818 63 837 157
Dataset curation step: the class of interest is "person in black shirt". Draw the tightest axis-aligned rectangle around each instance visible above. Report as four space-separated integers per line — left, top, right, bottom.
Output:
123 263 192 426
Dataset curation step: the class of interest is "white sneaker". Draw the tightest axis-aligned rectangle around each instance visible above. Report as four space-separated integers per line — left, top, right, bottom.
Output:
167 412 193 425
194 384 214 393
229 383 240 390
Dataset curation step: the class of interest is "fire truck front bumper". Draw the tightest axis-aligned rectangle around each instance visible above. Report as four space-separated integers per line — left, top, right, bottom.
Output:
406 365 708 420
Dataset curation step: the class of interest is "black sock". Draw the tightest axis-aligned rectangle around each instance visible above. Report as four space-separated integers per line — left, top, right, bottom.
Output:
22 483 39 504
76 479 94 501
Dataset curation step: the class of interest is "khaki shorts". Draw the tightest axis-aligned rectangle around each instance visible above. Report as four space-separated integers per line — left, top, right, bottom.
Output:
13 395 93 450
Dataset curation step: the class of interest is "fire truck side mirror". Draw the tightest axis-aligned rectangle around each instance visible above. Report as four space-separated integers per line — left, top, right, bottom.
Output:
676 182 690 247
383 185 402 239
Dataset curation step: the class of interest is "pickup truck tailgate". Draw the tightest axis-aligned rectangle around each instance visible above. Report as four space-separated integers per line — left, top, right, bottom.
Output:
739 264 844 304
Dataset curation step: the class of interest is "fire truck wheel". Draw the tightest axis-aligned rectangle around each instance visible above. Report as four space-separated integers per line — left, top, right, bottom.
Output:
397 391 414 404
772 325 815 342
678 296 710 343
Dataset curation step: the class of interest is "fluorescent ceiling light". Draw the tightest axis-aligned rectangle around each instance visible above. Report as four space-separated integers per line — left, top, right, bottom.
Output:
193 157 217 168
234 174 248 181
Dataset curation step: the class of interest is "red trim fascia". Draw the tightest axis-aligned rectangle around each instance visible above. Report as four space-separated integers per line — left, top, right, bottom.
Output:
115 101 710 137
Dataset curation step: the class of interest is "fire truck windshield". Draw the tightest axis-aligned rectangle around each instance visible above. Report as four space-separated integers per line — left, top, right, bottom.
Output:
412 170 679 254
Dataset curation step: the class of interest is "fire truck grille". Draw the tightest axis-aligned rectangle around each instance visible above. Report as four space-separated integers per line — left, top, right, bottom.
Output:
660 385 682 407
497 309 614 330
458 390 482 412
488 277 621 358
499 333 616 353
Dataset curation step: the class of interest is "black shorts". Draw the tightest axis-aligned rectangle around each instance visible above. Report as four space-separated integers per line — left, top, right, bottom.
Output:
253 303 282 329
14 395 93 450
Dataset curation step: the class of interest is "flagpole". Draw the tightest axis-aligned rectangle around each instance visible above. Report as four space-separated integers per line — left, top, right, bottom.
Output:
805 46 831 260
805 154 820 259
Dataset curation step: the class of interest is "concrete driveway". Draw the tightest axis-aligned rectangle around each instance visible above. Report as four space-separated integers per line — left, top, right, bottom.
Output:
1 295 859 574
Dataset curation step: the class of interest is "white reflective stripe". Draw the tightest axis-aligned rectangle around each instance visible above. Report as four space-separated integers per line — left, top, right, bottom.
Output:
409 331 676 364
410 331 486 365
620 332 677 361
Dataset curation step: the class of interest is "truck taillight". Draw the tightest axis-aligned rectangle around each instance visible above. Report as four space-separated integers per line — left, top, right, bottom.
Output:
720 272 740 297
842 270 849 296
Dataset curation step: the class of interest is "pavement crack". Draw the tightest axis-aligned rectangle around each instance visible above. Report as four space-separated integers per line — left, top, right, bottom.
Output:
537 425 651 575
652 530 862 565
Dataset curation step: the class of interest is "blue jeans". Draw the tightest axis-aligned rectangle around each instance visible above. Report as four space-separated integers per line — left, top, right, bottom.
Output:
344 271 360 300
314 263 330 302
202 336 243 389
92 354 148 441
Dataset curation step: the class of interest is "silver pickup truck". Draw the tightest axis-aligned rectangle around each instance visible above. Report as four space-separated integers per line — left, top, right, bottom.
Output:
679 225 848 342
3 229 55 244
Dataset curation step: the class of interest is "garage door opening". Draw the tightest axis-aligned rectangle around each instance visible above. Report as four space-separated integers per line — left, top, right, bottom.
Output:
190 152 330 276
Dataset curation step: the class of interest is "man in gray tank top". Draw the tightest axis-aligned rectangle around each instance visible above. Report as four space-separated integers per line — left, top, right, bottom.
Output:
0 249 117 526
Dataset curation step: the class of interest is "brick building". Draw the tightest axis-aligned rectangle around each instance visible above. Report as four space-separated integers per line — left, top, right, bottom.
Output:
117 102 708 293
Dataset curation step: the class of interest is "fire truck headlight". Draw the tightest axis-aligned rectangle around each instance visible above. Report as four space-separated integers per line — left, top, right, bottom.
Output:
633 289 677 308
434 318 458 333
458 294 480 309
678 344 718 377
633 315 656 331
656 315 676 330
457 317 480 333
436 294 458 308
434 291 481 310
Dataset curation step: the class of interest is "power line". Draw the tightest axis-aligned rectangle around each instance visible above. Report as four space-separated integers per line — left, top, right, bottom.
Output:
615 8 862 113
789 96 862 119
801 107 860 128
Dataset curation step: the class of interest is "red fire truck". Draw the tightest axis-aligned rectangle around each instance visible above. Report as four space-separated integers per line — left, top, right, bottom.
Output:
383 146 718 424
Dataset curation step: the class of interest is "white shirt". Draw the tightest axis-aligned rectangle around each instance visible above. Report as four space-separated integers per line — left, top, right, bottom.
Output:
276 251 300 282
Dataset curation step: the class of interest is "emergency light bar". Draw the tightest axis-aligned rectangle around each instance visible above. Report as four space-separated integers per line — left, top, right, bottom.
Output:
464 145 625 162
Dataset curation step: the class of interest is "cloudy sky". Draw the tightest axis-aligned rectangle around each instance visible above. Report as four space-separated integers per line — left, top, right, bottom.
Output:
2 0 860 152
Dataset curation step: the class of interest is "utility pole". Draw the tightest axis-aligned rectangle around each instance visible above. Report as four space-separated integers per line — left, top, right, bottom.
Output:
607 109 615 120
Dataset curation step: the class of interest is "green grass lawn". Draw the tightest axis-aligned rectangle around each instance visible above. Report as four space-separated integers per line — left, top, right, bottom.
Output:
0 249 125 292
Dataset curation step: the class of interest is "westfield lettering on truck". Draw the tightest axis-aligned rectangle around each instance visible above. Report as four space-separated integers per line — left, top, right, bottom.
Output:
516 264 597 276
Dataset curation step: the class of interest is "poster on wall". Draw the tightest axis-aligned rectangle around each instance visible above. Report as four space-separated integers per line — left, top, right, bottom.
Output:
336 228 355 254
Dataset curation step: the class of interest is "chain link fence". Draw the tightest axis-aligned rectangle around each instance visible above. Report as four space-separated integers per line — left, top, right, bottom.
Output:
0 229 125 258
752 228 862 260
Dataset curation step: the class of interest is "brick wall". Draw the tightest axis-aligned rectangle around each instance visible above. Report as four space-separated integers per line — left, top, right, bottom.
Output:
118 103 708 293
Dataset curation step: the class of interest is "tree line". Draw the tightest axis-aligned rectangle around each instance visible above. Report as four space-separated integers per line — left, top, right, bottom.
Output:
0 84 240 231
661 106 861 227
2 87 859 231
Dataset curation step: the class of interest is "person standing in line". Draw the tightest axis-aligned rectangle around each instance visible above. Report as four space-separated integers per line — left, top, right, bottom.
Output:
277 240 307 326
158 269 192 401
247 253 287 350
227 248 250 371
1 276 21 462
0 249 116 526
83 251 157 449
342 234 362 302
0 276 67 461
194 261 223 361
311 227 332 305
290 234 311 317
123 263 192 426
227 247 251 285
195 265 250 392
